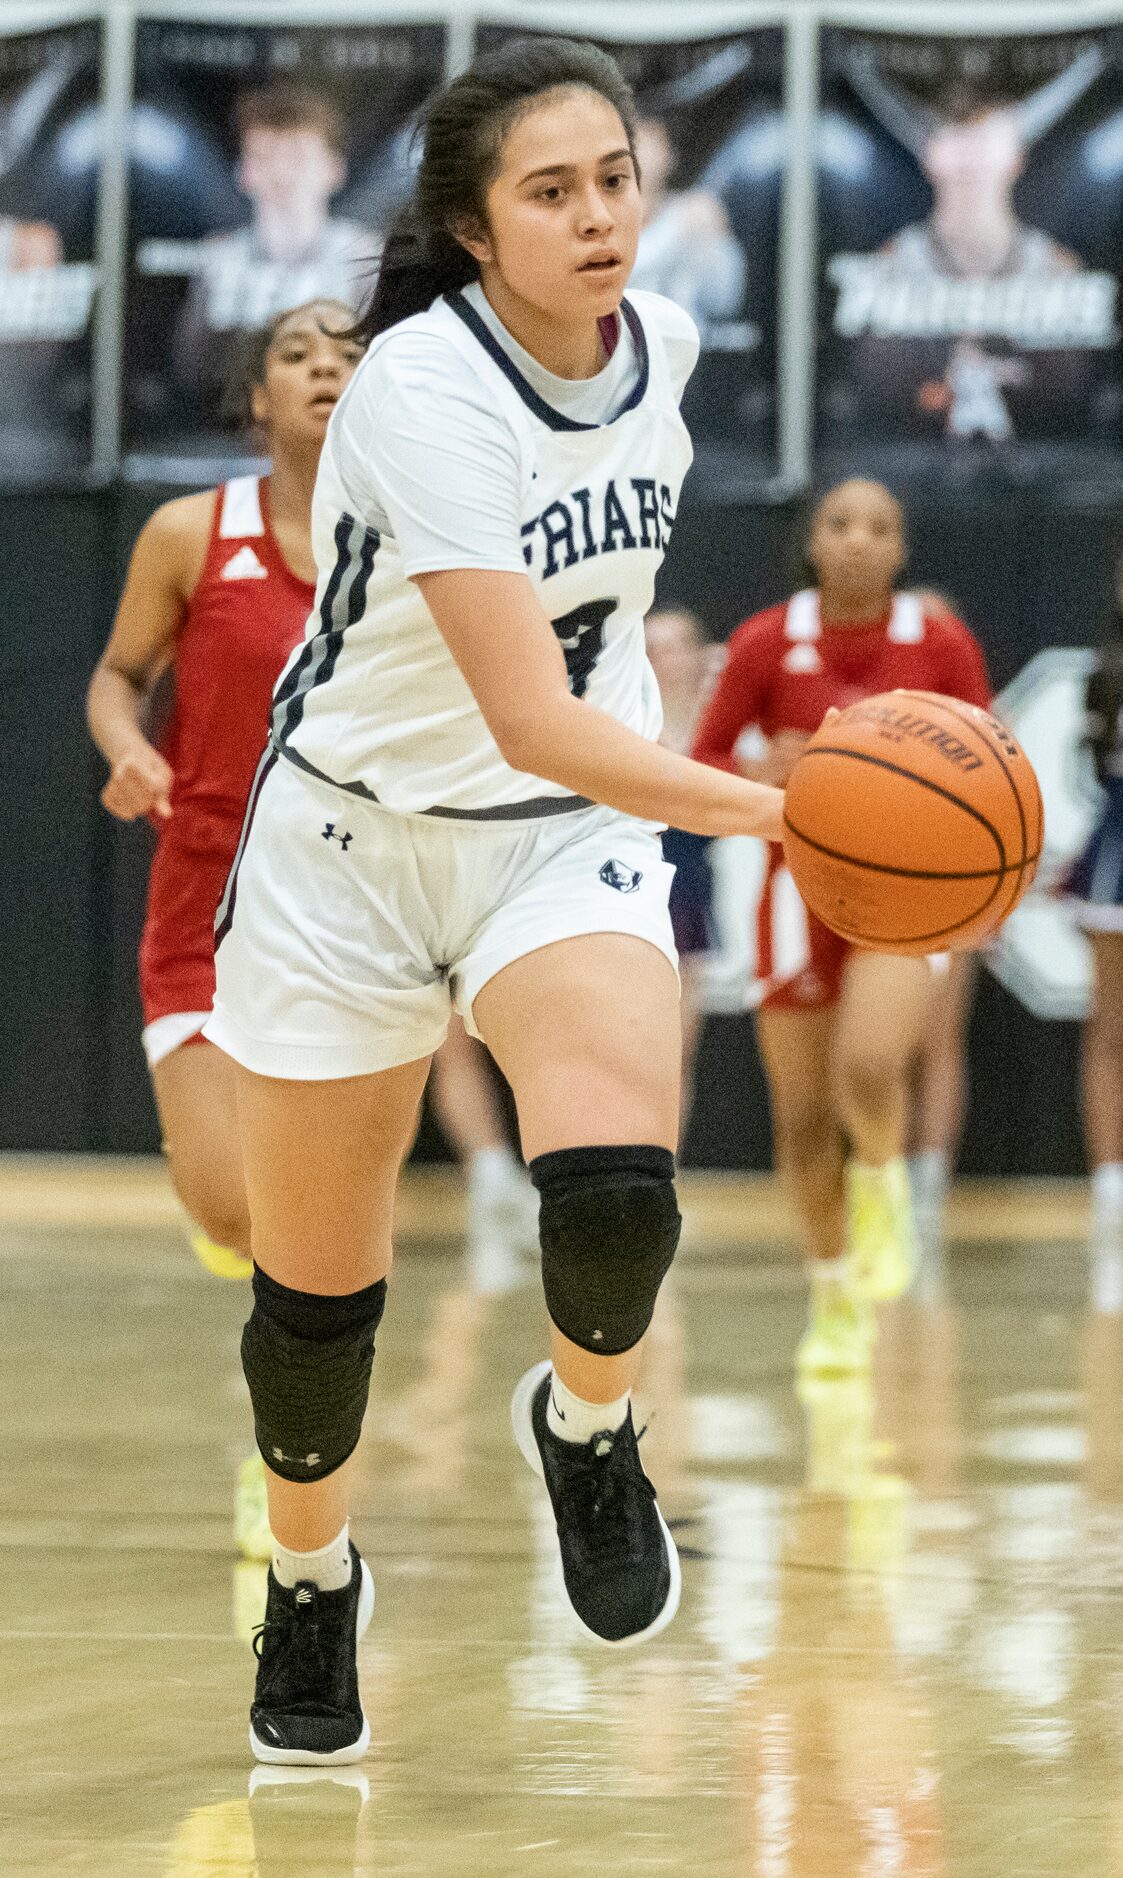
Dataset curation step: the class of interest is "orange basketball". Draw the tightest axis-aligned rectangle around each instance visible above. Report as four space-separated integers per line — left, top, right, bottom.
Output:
781 690 1043 955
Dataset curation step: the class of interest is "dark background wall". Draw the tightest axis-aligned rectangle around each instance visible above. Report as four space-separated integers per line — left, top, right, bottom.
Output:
1 476 1110 1173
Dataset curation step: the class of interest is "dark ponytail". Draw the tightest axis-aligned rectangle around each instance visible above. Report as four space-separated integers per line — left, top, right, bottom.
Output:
353 36 637 344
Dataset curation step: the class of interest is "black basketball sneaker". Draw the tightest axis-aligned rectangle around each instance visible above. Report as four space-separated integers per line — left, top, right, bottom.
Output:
511 1359 681 1646
249 1542 375 1765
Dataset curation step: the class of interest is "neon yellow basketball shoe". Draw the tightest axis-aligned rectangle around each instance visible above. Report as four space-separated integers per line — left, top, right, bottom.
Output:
797 1370 874 1494
796 1264 876 1378
846 1158 918 1303
235 1450 272 1563
191 1228 253 1282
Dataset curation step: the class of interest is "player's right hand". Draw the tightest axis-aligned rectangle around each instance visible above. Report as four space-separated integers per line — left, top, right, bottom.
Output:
101 746 174 822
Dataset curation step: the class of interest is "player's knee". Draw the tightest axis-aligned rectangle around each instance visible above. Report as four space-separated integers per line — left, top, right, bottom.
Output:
241 1267 387 1484
774 1105 835 1174
530 1145 680 1357
839 1050 904 1122
168 1158 251 1260
191 1198 251 1260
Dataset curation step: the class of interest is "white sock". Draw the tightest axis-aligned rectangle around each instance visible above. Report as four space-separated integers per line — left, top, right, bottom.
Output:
811 1256 850 1291
1092 1162 1123 1218
851 1156 906 1185
272 1522 352 1594
468 1146 519 1200
1093 1243 1123 1314
910 1149 949 1200
546 1370 630 1445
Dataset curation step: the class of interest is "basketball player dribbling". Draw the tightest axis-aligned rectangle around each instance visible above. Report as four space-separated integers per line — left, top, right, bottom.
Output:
87 301 363 1554
693 480 991 1376
203 37 784 1764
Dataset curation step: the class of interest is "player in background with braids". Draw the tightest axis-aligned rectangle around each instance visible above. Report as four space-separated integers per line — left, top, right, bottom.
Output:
693 479 991 1376
87 301 363 1555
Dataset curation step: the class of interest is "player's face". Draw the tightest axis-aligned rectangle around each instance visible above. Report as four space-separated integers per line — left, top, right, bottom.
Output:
252 302 363 449
808 482 905 603
239 127 346 220
470 88 641 325
924 110 1024 204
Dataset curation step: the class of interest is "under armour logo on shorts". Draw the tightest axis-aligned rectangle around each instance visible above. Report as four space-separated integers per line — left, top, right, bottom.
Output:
599 859 642 894
322 823 353 851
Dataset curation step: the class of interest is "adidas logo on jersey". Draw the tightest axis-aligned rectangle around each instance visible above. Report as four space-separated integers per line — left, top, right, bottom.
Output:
782 643 822 675
221 545 268 581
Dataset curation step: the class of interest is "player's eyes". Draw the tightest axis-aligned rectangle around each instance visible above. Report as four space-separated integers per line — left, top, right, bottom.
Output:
537 185 565 203
603 171 630 189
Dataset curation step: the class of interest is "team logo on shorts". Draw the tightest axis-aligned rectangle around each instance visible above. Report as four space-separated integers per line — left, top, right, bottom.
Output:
599 858 643 894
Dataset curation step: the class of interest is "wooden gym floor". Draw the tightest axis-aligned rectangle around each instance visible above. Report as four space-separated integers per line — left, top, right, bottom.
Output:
1 1158 1119 1876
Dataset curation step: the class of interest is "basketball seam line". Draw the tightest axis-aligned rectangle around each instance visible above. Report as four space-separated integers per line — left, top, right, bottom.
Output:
793 744 1007 865
901 690 1034 869
781 818 1040 882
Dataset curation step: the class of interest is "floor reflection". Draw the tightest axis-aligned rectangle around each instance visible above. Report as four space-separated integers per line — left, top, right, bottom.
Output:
167 1769 369 1878
4 1194 1123 1873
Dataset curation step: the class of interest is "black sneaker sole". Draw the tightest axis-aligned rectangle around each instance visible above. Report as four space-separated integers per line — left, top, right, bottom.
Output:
248 1559 375 1766
510 1359 682 1650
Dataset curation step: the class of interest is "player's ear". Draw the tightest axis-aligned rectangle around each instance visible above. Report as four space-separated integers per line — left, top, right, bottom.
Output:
453 216 492 266
250 381 270 428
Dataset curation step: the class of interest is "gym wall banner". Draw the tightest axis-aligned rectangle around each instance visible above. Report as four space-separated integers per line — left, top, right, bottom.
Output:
124 16 446 477
0 16 102 488
474 17 786 500
816 25 1123 489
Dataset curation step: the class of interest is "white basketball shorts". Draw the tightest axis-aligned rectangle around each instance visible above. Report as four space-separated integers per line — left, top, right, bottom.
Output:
204 754 677 1079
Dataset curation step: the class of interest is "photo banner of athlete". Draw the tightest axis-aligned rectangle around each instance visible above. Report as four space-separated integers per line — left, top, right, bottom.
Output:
474 18 786 496
816 24 1123 489
124 15 447 476
0 14 102 487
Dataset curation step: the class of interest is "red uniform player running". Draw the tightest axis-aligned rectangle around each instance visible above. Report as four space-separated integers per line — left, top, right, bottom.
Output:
693 478 991 1375
88 300 362 1552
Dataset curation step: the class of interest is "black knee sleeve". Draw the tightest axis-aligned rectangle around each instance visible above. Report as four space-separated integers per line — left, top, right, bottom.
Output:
530 1145 680 1357
241 1268 387 1484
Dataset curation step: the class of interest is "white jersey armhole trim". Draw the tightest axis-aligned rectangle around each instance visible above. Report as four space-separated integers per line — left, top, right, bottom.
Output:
888 594 925 643
219 475 265 539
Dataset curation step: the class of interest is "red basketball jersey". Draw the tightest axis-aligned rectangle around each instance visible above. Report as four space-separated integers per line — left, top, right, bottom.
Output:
161 474 315 820
139 475 315 1031
691 590 993 1009
692 590 992 770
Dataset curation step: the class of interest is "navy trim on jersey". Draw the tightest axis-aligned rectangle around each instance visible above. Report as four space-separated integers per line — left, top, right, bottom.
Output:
273 513 380 748
275 739 593 821
445 292 649 433
214 746 277 949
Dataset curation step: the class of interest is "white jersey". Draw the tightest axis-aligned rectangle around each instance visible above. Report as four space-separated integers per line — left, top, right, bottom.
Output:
271 286 698 818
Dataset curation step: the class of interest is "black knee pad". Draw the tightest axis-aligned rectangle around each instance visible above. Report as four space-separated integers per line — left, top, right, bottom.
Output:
241 1268 387 1484
530 1145 680 1357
